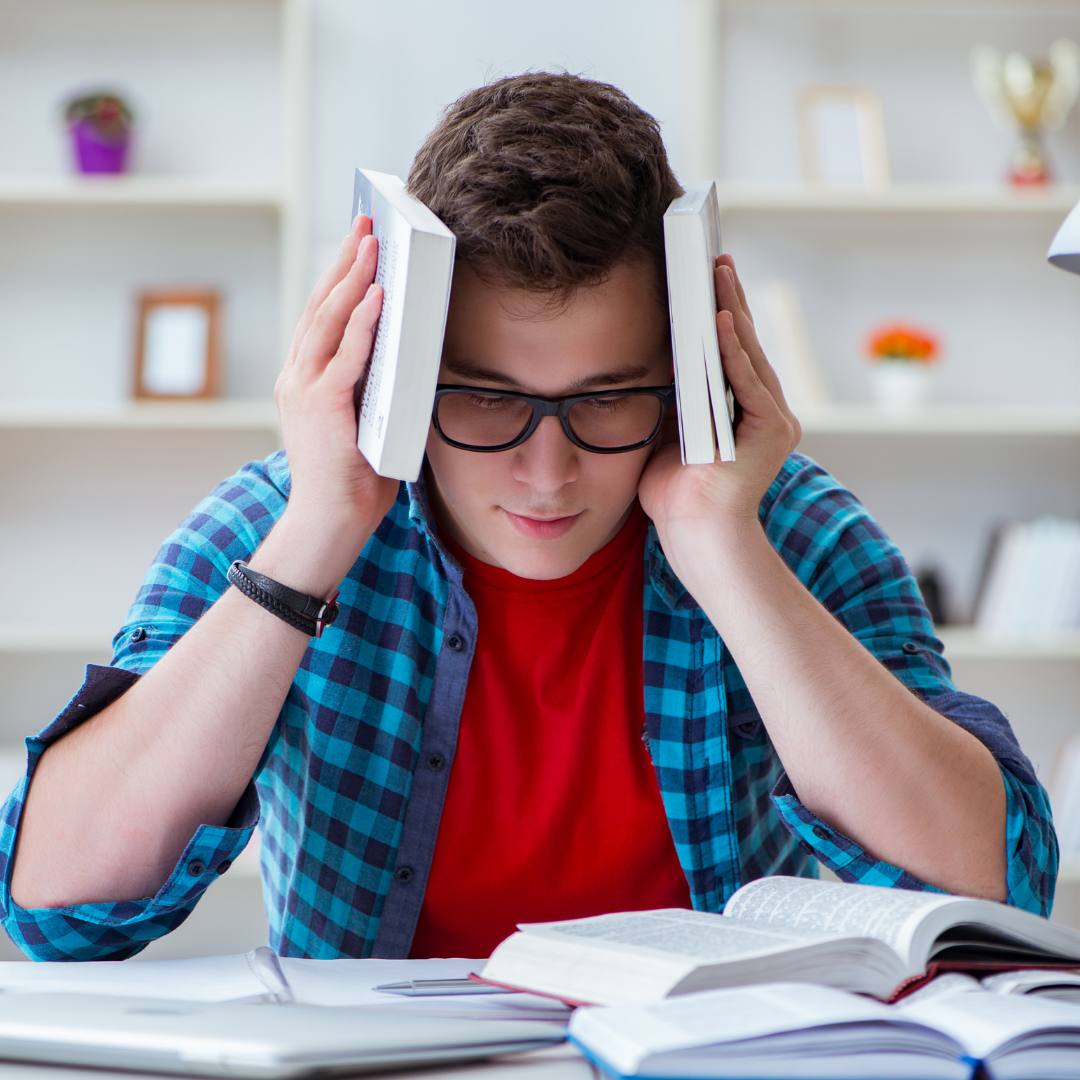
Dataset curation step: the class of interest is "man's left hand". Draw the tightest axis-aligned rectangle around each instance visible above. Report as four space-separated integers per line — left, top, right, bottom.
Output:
638 256 801 557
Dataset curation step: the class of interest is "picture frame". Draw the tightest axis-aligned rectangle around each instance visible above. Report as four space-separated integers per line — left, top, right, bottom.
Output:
796 85 891 188
134 290 220 399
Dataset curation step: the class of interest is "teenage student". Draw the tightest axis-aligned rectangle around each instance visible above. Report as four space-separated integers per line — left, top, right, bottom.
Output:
2 73 1055 961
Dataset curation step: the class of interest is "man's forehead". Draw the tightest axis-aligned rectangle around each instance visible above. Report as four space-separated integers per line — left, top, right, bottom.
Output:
441 357 658 392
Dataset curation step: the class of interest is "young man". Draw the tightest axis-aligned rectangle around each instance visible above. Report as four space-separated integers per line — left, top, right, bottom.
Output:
2 74 1055 961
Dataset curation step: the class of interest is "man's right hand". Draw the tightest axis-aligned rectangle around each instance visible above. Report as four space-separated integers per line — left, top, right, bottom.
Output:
268 215 400 597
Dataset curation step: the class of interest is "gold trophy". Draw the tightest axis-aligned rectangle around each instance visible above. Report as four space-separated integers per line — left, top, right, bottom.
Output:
971 40 1080 185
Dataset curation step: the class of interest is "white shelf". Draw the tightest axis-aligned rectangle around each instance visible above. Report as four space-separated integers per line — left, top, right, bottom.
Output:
0 399 280 432
798 404 1080 437
0 626 115 655
0 175 285 210
938 627 1080 661
716 184 1080 216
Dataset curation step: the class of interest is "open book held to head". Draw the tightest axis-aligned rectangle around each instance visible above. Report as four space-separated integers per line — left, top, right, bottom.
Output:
480 876 1080 1006
350 169 733 482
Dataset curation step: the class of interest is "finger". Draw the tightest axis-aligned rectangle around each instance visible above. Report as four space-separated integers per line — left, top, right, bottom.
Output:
287 215 373 365
714 264 797 427
716 311 784 430
716 254 752 320
294 233 380 378
323 284 385 394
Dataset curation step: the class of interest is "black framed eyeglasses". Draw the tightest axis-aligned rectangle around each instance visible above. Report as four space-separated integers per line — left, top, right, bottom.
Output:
432 384 677 454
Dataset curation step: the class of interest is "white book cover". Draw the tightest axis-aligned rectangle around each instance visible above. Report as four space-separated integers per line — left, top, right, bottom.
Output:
663 182 736 465
352 169 456 482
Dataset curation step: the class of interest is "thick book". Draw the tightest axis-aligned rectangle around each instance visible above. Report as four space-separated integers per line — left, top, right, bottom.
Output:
568 979 1080 1080
480 876 1080 1005
663 182 736 466
351 168 456 482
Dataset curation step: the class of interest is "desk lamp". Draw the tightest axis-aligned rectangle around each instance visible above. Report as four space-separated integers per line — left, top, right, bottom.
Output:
1048 200 1080 272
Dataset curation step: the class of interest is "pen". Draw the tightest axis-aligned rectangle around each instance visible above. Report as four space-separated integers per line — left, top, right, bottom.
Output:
374 978 514 996
247 946 296 1004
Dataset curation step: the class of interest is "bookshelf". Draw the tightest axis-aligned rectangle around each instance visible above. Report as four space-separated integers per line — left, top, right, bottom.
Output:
799 404 1080 436
690 0 1080 910
0 175 284 209
0 0 307 959
0 399 282 432
716 184 1080 216
0 0 305 794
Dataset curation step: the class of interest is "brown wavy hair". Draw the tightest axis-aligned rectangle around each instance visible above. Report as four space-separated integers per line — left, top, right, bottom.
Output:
407 72 683 302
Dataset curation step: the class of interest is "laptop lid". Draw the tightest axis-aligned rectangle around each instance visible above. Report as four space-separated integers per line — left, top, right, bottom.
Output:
0 993 566 1078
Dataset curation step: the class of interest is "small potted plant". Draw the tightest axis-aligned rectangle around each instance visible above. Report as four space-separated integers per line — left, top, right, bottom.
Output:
64 92 134 174
865 323 940 411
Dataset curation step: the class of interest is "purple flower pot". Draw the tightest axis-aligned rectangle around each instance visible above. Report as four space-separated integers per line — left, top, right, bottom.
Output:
70 119 130 174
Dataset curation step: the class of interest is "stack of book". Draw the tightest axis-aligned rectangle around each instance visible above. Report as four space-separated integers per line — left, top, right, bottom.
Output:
974 517 1080 640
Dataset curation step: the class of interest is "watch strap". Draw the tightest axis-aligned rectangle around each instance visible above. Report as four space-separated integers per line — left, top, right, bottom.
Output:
227 561 340 638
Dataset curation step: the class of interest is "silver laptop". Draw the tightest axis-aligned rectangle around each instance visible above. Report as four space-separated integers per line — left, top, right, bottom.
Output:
0 993 566 1078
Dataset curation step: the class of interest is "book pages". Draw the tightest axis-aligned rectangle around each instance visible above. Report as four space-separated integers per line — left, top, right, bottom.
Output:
723 876 954 963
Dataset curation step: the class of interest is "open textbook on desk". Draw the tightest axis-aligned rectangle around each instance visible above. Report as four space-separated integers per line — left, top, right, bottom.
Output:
481 876 1080 1005
569 980 1080 1080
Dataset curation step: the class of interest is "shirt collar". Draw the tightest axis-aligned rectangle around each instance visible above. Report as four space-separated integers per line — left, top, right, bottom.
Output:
645 523 698 611
406 471 465 583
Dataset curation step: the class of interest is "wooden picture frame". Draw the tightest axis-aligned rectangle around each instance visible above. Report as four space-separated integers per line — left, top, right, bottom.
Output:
796 85 891 189
134 290 221 399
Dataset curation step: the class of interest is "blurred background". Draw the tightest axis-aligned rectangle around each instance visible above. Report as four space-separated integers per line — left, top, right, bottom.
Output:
4 0 1080 955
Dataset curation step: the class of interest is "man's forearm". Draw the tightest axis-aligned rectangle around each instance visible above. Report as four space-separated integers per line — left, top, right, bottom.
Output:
11 510 369 910
661 517 1008 901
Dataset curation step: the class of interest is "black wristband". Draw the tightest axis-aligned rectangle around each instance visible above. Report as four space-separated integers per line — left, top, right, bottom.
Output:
227 561 340 638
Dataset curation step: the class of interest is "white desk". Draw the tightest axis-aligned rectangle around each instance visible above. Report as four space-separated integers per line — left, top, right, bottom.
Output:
0 1045 596 1080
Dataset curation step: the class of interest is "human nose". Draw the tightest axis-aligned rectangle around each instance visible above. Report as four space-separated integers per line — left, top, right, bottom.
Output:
510 414 580 492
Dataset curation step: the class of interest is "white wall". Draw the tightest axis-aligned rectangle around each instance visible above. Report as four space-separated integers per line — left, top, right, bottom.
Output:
306 0 688 274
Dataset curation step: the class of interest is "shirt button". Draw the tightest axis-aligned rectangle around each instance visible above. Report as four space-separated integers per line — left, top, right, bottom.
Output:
737 721 758 736
216 860 232 875
131 628 146 642
187 860 206 877
902 642 919 655
812 825 830 841
446 633 465 652
395 866 415 884
427 753 446 771
798 840 814 856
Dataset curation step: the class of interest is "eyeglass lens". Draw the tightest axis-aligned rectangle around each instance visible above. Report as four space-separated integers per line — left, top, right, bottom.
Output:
435 390 663 450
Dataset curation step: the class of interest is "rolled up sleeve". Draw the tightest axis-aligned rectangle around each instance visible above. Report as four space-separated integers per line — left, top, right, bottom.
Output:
0 664 259 961
770 689 1057 916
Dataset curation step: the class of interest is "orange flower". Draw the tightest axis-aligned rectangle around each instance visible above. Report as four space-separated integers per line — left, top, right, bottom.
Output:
866 324 940 364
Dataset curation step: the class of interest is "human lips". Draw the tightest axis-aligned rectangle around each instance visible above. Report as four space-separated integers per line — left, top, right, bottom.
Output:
502 509 583 540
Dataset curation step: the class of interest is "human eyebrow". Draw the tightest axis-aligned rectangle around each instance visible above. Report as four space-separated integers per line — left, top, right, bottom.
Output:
443 359 656 391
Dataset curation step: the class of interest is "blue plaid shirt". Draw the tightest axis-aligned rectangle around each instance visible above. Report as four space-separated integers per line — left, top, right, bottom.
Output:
0 452 1057 961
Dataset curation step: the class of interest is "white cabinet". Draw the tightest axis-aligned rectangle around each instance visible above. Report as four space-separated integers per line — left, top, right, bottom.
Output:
688 0 1080 763
0 0 310 954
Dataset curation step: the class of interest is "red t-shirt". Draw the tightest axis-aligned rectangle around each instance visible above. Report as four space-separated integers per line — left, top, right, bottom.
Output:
409 503 691 959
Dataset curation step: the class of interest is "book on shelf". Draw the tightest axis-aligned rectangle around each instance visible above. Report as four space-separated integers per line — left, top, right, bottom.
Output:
567 978 1080 1080
743 279 830 414
1049 735 1080 862
480 876 1080 1006
351 168 456 482
974 517 1080 639
663 182 736 465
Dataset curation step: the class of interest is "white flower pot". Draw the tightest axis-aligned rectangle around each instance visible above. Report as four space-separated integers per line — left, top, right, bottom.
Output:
870 363 933 412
